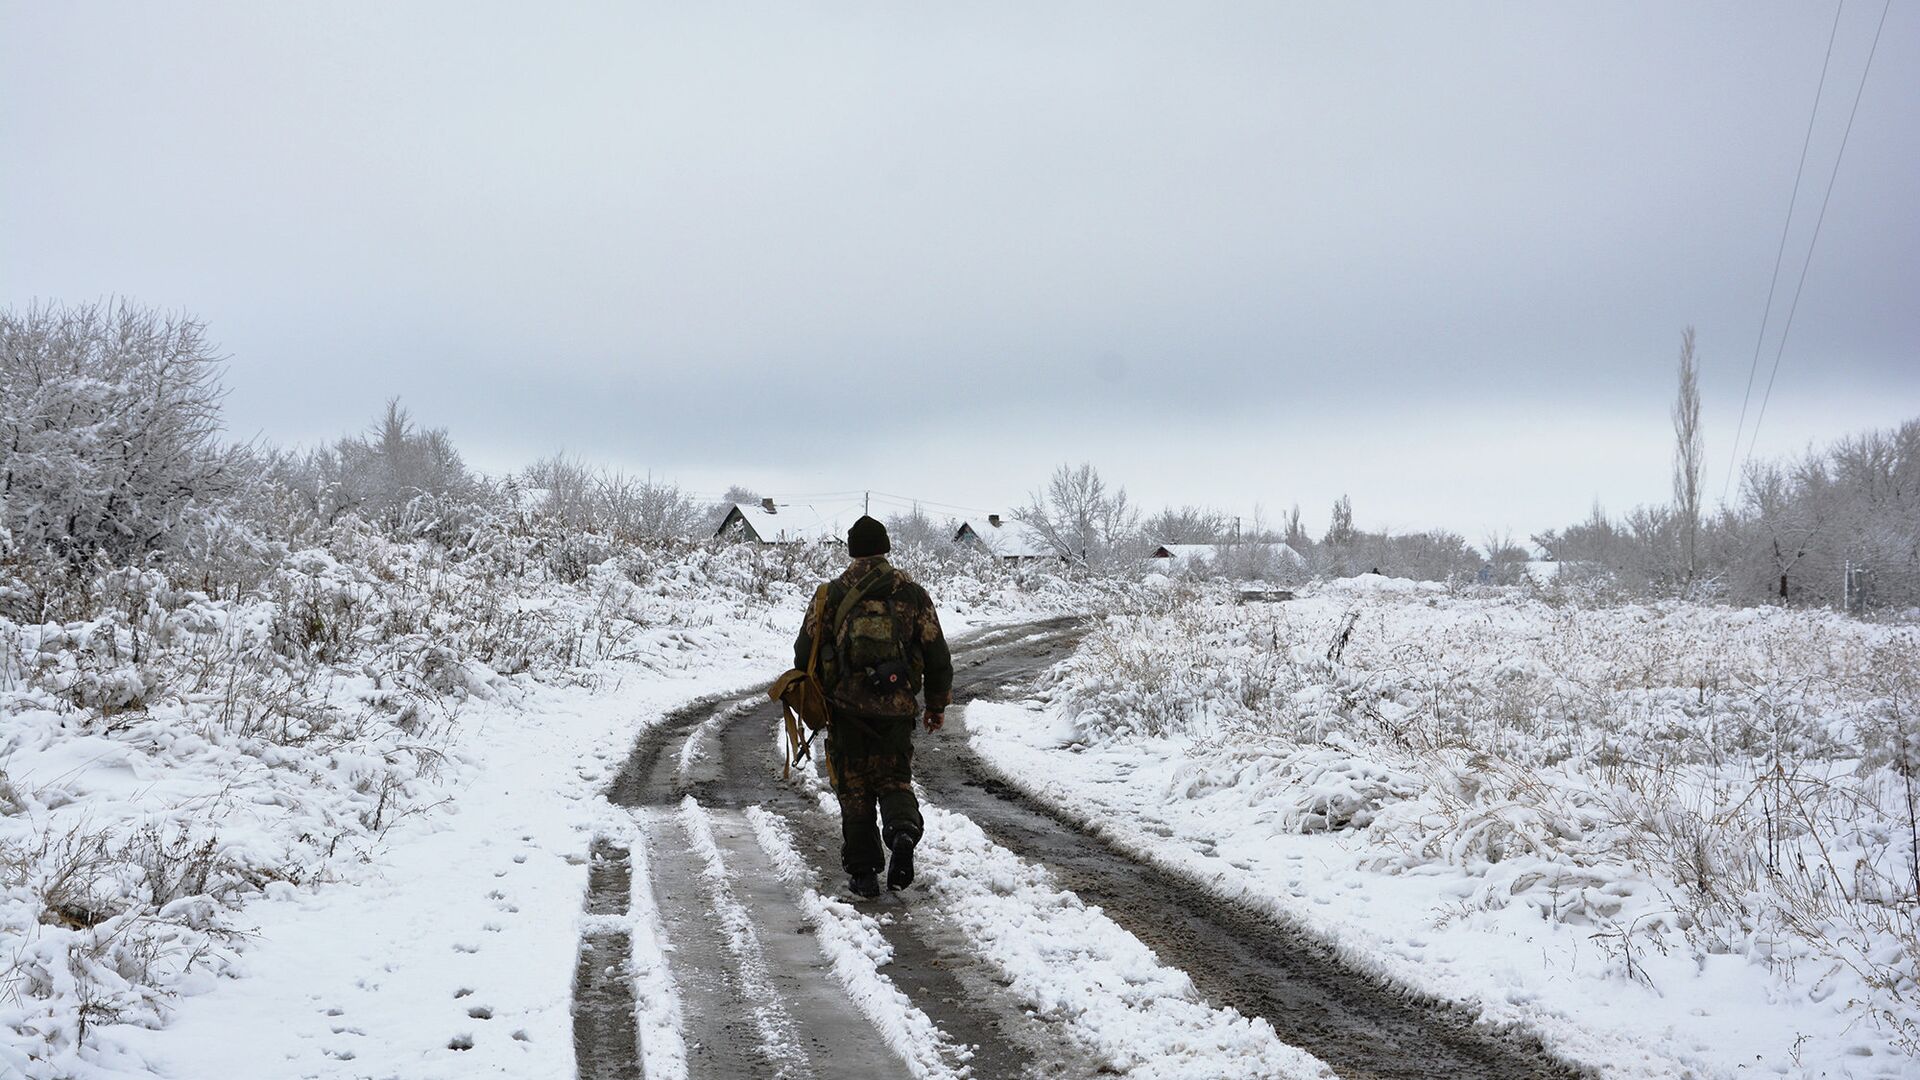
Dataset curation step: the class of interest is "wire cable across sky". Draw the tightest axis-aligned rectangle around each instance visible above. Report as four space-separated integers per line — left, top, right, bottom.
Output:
1721 0 1847 505
1728 0 1893 493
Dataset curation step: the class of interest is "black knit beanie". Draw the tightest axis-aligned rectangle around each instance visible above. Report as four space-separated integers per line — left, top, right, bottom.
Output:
847 515 890 557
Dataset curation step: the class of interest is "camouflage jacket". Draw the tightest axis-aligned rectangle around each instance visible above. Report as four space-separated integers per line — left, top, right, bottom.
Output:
793 556 953 720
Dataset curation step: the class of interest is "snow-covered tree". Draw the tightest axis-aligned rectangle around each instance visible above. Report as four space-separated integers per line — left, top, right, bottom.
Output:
1017 462 1140 566
1672 327 1704 592
0 301 244 565
1142 505 1228 545
276 400 485 539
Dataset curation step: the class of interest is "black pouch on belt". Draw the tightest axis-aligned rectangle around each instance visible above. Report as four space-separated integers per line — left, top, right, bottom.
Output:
864 657 911 691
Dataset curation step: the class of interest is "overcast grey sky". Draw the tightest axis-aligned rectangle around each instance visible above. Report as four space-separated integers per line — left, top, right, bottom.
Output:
5 2 1915 538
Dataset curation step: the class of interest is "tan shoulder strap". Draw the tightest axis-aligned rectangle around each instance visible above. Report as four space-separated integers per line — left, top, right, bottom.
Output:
804 583 831 676
832 566 893 634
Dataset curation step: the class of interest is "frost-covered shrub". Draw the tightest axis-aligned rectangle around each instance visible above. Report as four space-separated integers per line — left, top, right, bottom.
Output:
0 302 246 567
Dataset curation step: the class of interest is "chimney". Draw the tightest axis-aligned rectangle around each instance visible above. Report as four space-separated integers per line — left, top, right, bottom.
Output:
988 514 1002 528
761 498 777 513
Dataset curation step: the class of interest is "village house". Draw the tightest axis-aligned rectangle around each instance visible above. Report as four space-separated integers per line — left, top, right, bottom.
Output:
953 515 1056 561
714 498 862 545
1148 541 1307 576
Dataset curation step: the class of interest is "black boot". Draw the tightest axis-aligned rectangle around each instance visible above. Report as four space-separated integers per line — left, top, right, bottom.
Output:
848 871 880 899
886 831 918 891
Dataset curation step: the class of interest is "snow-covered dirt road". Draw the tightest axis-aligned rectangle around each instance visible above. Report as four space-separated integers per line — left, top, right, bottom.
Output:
578 620 1580 1080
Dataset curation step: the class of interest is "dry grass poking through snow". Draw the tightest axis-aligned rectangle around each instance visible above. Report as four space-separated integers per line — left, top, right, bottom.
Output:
1051 578 1920 1053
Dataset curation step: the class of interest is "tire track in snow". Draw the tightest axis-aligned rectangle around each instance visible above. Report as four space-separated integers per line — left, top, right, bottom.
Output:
752 618 1582 1079
626 813 689 1080
573 821 689 1080
677 796 813 1080
587 687 943 1077
744 805 973 1080
677 700 755 787
573 839 643 1080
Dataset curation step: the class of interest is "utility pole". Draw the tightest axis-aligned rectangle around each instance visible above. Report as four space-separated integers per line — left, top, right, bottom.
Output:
864 491 870 516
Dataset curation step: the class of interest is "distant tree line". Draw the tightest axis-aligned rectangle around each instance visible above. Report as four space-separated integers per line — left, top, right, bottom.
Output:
5 300 1908 610
1534 419 1919 608
1530 327 1918 609
1012 462 1483 584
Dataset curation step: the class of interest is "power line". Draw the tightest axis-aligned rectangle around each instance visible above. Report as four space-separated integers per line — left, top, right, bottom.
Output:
1741 0 1892 473
690 486 1010 519
1721 0 1847 505
867 490 1008 517
706 490 867 504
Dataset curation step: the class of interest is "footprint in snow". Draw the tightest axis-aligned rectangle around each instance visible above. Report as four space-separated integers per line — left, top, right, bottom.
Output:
454 987 475 999
448 1034 474 1051
453 942 481 953
468 1005 494 1020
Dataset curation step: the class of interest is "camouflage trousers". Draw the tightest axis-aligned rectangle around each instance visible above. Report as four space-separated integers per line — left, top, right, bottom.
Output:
826 714 921 875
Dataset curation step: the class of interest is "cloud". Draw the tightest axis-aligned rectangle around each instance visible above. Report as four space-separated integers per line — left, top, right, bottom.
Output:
3 2 1914 538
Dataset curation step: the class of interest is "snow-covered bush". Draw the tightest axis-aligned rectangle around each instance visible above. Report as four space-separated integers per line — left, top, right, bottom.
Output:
515 453 707 541
0 302 246 567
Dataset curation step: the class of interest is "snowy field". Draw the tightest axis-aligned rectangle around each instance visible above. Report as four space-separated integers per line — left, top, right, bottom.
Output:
966 576 1920 1079
8 536 1917 1079
0 533 1069 1079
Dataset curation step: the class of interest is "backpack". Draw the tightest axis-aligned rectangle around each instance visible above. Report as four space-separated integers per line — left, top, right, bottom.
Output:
830 566 919 696
767 568 911 779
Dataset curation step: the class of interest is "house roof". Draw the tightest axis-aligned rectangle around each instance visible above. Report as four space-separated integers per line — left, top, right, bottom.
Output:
718 501 863 544
1150 541 1306 567
954 518 1055 558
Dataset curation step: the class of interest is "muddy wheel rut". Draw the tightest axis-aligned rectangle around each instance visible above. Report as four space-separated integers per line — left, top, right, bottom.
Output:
573 617 1585 1080
575 839 641 1080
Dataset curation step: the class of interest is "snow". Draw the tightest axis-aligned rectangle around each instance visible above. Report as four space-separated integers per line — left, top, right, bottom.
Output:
14 529 1914 1080
968 584 1920 1079
1525 559 1563 583
105 613 793 1080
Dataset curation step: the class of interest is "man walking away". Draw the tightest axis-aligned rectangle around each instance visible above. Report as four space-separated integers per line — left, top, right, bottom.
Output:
793 516 952 899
